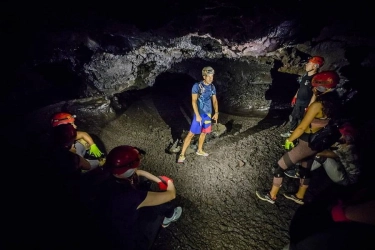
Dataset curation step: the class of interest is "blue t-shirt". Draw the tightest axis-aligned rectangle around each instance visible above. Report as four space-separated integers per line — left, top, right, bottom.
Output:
192 81 216 114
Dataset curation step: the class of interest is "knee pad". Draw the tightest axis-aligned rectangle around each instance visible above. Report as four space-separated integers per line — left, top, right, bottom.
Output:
273 166 285 178
298 167 312 179
315 156 327 164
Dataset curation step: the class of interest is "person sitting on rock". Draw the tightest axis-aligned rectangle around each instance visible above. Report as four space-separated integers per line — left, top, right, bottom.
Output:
93 145 183 250
51 112 105 171
285 122 361 186
285 184 375 250
49 123 92 189
256 71 342 205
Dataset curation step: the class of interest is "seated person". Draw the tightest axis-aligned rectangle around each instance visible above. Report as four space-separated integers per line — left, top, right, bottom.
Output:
285 122 361 186
92 145 182 250
51 112 105 171
285 184 375 250
49 123 92 190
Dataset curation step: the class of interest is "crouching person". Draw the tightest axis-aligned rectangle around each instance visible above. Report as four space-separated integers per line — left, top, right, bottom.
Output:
93 145 182 250
285 122 361 186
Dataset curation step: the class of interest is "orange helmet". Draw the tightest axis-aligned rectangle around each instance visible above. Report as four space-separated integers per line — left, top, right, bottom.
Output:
312 71 339 89
52 123 77 149
106 145 140 177
51 112 76 127
308 56 325 67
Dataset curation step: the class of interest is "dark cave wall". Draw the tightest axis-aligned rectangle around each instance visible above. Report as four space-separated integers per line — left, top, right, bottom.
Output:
2 0 375 128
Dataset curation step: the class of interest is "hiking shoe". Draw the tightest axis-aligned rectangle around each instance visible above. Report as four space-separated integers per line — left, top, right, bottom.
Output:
177 155 185 163
256 190 276 204
285 169 299 179
196 151 209 157
162 207 182 228
283 193 304 205
280 132 292 138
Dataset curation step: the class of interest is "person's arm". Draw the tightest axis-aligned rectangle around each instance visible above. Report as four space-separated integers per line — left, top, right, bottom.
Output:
76 130 103 157
78 155 92 170
345 200 375 225
137 180 176 209
332 200 375 226
294 89 299 98
317 149 339 159
192 93 201 122
69 144 90 169
288 102 322 142
308 93 317 106
211 95 219 121
136 169 161 183
76 131 95 146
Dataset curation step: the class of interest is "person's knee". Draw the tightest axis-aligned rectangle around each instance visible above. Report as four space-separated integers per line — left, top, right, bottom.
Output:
273 166 285 178
186 132 195 139
315 156 327 164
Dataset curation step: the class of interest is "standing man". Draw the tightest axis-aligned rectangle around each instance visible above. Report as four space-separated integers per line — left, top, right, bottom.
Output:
280 56 324 137
178 66 219 163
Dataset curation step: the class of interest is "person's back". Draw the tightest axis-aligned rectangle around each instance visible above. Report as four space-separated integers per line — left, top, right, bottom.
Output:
94 175 148 249
91 145 182 250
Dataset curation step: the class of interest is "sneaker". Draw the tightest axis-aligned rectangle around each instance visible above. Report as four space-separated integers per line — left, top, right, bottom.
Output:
285 169 299 179
283 193 304 205
177 155 185 163
162 207 182 228
256 190 276 204
280 132 292 138
196 151 209 157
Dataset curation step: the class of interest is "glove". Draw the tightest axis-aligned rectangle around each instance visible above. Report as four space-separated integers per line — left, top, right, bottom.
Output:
331 200 350 222
284 139 295 150
291 97 297 106
89 144 103 158
158 176 173 191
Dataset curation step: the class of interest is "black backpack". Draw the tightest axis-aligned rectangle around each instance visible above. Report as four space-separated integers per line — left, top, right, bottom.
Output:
308 120 341 152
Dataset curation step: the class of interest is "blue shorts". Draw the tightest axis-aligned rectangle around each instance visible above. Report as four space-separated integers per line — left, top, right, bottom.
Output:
190 114 212 134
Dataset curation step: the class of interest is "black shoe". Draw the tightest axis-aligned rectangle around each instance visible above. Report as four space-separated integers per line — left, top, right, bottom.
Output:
256 190 276 204
285 169 299 179
283 193 304 205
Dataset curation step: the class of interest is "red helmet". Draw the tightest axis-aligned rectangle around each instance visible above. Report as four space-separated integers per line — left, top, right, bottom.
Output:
339 123 358 142
52 123 77 149
312 71 339 89
308 56 325 67
106 145 140 176
51 112 76 127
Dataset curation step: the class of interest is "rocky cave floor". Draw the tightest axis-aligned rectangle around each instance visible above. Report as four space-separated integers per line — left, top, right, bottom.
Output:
4 88 353 250
80 90 340 250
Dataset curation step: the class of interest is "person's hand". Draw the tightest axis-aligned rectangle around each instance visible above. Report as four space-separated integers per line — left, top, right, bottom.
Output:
212 113 219 121
291 97 297 106
158 176 173 191
331 200 350 222
284 139 295 150
196 115 202 126
89 144 103 158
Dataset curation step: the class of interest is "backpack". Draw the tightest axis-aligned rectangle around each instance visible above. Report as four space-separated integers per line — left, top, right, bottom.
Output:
198 82 215 98
308 120 341 152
